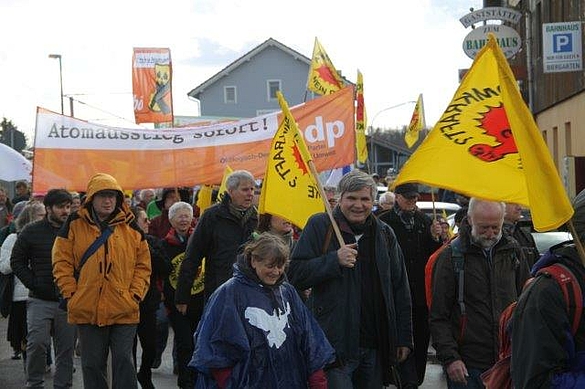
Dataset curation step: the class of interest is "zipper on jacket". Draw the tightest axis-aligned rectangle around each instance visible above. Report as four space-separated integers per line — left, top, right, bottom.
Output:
104 235 109 280
105 263 112 280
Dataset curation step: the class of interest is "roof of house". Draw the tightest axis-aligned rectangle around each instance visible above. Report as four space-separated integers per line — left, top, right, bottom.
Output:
187 37 354 99
187 37 312 99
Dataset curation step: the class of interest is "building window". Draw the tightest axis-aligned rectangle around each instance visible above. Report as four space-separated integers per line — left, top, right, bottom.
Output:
267 80 281 101
224 86 237 104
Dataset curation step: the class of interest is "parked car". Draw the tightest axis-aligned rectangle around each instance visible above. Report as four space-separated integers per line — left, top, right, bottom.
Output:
376 186 461 227
417 201 461 220
517 219 572 256
531 231 573 255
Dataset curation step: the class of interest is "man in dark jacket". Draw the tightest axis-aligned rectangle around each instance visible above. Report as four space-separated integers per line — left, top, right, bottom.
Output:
10 188 76 388
378 183 442 387
511 189 585 388
503 202 540 268
288 170 413 388
430 198 529 388
175 170 257 307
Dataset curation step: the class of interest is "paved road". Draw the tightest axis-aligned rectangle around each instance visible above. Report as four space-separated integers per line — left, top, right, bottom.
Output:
0 316 447 388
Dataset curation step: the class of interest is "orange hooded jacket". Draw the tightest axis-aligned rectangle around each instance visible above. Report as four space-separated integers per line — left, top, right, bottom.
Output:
52 173 151 326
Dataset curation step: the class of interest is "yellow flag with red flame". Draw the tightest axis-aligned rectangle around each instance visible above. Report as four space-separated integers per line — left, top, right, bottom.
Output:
394 35 573 231
259 92 325 228
404 94 425 148
306 37 344 96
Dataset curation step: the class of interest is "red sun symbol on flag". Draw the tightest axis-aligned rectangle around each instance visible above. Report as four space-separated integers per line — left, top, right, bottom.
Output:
291 144 309 175
316 65 340 86
468 104 518 162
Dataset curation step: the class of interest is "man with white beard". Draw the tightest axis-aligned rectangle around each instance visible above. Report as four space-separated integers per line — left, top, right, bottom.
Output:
429 198 529 388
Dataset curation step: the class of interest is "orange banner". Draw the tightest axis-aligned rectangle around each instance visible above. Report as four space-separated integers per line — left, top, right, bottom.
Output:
132 48 173 124
32 86 355 192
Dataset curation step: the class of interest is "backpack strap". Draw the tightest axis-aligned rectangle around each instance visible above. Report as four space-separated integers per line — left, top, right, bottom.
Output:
537 263 583 335
75 226 113 280
451 238 467 343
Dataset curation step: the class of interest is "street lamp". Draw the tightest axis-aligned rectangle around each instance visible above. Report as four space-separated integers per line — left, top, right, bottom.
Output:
368 100 416 175
48 54 64 115
369 100 416 135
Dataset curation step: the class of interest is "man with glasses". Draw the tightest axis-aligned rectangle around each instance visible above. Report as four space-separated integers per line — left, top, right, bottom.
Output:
379 183 442 388
52 173 151 389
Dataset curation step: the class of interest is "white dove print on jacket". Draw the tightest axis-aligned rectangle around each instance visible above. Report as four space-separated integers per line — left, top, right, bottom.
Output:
191 254 335 388
245 302 291 348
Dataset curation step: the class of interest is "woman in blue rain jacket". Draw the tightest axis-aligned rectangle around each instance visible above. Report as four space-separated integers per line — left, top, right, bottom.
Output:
190 232 335 388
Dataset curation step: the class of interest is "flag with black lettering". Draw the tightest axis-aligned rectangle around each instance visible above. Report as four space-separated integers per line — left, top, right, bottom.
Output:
306 37 344 96
394 34 573 231
259 92 325 228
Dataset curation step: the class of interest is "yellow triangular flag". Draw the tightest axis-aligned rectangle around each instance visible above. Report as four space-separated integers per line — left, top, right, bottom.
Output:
258 91 325 228
306 37 344 95
404 94 425 148
196 185 213 214
356 70 368 164
394 34 573 231
216 165 233 203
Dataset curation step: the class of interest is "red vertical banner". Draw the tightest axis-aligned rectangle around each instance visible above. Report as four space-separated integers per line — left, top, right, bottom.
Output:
132 48 173 124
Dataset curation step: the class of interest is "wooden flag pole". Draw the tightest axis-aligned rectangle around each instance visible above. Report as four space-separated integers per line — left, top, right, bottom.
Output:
431 188 437 221
567 220 585 267
308 160 345 247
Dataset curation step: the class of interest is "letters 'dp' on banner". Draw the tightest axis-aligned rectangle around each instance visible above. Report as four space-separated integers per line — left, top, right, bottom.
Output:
132 48 173 124
32 86 355 193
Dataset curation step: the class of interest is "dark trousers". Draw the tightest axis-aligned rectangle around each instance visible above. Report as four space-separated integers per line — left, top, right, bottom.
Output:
167 294 203 388
326 347 383 389
154 301 169 366
133 305 157 375
399 304 430 386
78 323 137 389
7 300 26 352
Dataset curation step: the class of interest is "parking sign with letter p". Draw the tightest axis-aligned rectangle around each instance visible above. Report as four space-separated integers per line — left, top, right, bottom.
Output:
553 33 572 53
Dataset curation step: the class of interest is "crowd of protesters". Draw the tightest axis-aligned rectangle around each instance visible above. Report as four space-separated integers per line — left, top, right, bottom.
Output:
1 170 584 389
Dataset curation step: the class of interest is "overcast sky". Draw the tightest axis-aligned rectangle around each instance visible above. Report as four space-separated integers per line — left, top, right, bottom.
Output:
0 0 483 144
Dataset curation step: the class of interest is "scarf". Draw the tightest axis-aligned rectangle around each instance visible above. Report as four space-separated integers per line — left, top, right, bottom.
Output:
228 201 257 227
393 203 415 232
